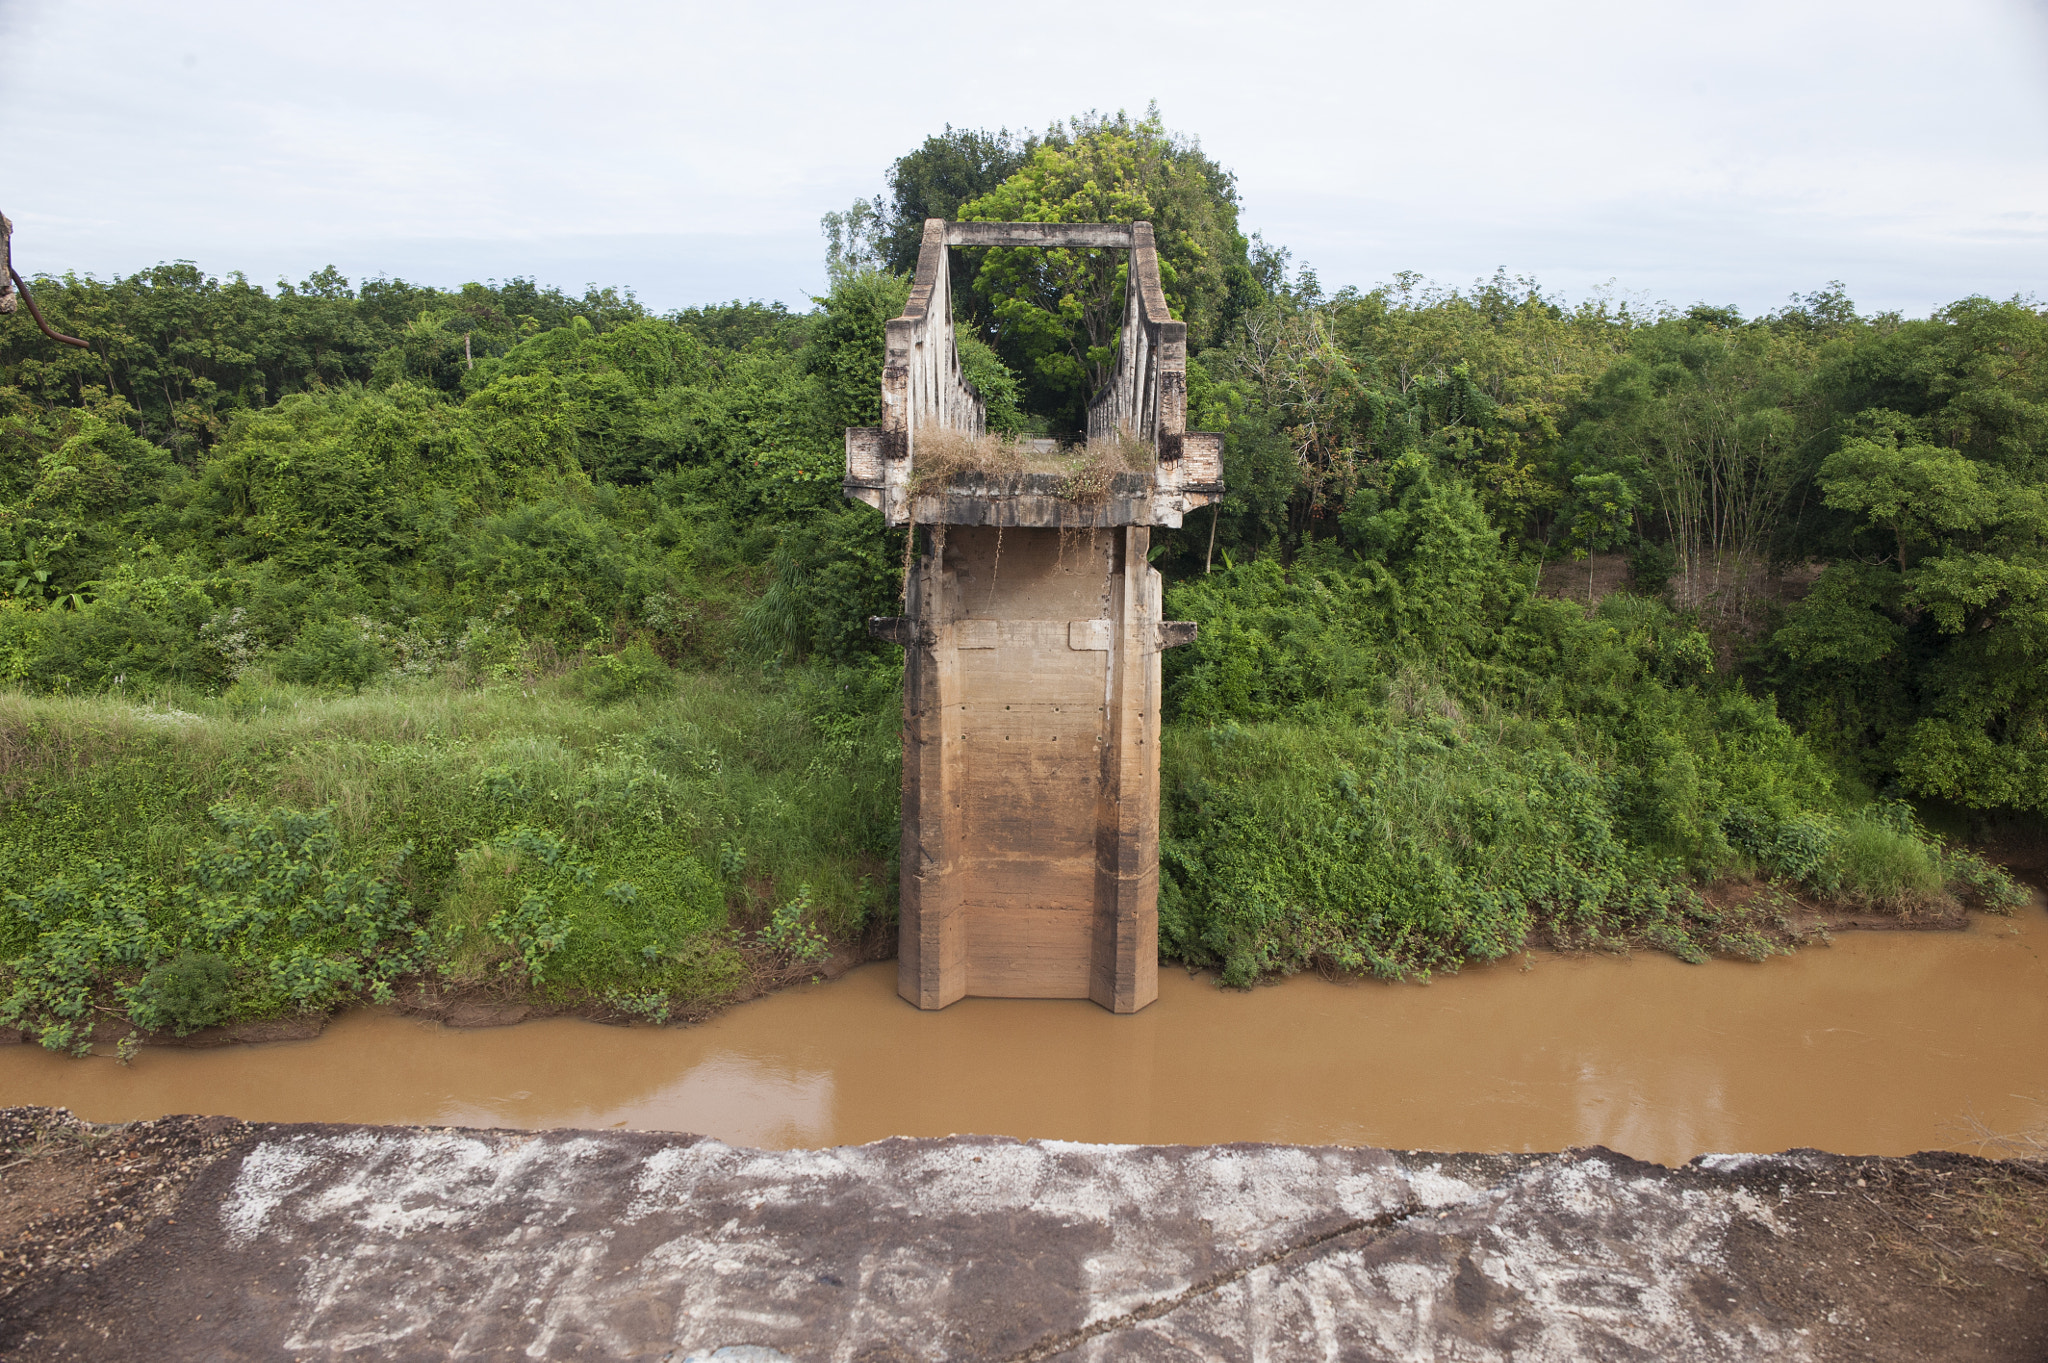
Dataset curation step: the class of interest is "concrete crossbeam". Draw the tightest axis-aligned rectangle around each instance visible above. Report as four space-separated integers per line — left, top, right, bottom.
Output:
944 221 1136 248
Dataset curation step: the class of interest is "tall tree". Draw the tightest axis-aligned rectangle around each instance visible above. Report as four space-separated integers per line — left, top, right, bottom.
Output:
956 108 1253 430
880 126 1033 275
1568 316 1821 614
1775 299 2048 812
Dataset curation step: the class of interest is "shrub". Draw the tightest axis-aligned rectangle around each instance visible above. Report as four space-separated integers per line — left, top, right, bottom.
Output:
570 640 675 704
1725 808 1842 889
435 824 735 1000
761 883 829 963
1943 849 2029 913
275 619 389 691
20 569 229 692
0 804 422 1053
1832 813 1945 911
129 951 236 1034
1628 539 1678 597
457 614 527 681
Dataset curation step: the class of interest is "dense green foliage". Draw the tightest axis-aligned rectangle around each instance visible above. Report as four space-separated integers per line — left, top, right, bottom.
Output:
0 110 2036 1050
830 108 1256 432
957 109 1255 426
0 676 898 1051
1151 267 2047 822
1151 452 2021 983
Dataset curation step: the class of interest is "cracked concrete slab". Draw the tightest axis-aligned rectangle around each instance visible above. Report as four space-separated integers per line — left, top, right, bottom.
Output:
3 1109 2046 1360
206 1128 1415 1360
1042 1153 1801 1360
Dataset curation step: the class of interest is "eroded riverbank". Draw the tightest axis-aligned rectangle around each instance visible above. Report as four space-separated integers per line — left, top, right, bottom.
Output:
4 909 2044 1166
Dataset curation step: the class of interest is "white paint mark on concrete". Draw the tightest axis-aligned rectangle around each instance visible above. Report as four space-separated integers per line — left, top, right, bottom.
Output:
214 1132 1819 1362
219 1138 323 1245
1398 1164 1481 1210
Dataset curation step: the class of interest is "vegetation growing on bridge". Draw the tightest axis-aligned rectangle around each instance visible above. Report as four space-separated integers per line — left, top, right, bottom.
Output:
0 109 2037 1048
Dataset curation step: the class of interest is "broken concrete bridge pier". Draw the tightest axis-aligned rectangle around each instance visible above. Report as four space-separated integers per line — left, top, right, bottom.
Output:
844 220 1223 1013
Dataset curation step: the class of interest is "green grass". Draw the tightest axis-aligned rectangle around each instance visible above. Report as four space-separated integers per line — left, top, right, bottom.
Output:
1158 677 2028 988
1159 712 1762 985
0 662 901 1049
1 638 2026 1052
1833 815 1946 910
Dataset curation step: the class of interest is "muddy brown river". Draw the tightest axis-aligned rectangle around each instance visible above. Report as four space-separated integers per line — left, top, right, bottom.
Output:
4 911 2045 1166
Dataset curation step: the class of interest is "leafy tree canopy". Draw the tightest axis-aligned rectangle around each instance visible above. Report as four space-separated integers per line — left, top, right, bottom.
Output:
956 107 1255 430
0 112 2040 1046
880 125 1034 275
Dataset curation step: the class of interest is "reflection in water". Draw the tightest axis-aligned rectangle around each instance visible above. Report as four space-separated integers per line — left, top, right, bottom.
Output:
3 910 2044 1166
438 1056 836 1149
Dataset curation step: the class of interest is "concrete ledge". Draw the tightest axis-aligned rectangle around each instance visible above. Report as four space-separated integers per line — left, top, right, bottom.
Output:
945 223 1136 249
4 1108 2045 1360
906 472 1171 529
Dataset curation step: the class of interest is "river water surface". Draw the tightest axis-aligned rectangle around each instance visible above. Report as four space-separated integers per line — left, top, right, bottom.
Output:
4 911 2044 1166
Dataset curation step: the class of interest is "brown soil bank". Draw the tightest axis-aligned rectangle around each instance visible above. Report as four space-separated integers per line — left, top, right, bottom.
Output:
3 1109 2047 1361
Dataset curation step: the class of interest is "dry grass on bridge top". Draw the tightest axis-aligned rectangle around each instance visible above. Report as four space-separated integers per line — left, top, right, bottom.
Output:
907 428 1154 503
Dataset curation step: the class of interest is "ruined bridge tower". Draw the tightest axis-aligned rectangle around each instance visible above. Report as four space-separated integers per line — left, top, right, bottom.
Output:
844 220 1224 1013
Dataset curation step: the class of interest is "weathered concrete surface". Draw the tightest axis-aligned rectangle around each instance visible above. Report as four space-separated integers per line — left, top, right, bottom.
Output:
840 219 1223 531
4 1109 2046 1360
845 219 1224 1014
882 524 1181 1014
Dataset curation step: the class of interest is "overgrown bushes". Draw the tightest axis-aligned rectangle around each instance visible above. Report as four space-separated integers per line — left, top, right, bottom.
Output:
1155 456 2024 983
0 803 423 1053
1 186 2038 1046
0 666 899 1050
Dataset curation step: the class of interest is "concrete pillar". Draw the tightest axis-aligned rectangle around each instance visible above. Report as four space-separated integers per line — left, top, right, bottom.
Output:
1093 525 1162 1013
879 523 1178 1012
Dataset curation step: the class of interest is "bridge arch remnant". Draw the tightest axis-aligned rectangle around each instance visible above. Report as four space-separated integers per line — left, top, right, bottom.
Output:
844 219 1224 1013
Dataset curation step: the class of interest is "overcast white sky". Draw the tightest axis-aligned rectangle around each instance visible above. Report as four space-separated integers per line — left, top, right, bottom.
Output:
2 0 2044 317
